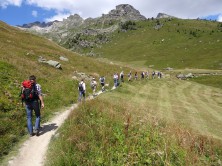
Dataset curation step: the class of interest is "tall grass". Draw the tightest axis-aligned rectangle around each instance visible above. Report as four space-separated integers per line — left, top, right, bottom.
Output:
46 98 222 165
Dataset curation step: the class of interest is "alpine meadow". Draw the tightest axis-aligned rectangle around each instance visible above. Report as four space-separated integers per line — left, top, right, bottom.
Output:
1 4 222 166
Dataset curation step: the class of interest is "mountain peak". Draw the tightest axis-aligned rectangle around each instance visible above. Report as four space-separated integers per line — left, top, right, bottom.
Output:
106 4 146 21
156 13 176 19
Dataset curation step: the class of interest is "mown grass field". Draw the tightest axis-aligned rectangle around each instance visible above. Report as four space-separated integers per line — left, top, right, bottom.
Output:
45 78 222 165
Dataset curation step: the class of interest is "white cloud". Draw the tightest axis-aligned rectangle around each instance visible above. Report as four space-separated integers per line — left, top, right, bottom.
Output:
2 0 222 22
24 0 222 19
0 0 22 8
44 12 71 22
218 14 222 22
32 10 37 17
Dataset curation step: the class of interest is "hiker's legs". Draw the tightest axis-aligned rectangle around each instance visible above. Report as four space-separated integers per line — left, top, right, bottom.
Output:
33 101 41 131
82 92 85 101
114 80 117 87
93 87 96 95
78 91 83 102
26 104 33 135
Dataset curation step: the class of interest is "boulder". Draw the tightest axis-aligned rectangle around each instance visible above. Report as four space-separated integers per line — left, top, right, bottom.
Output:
176 74 186 80
47 60 62 69
59 56 69 61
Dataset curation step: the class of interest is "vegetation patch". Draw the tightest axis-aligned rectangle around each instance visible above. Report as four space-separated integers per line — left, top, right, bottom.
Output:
189 75 222 89
46 98 222 165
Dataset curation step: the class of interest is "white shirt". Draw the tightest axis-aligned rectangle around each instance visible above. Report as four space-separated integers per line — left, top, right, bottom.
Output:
79 81 86 91
35 83 42 96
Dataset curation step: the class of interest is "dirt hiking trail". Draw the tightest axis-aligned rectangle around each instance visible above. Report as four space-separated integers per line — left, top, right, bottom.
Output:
7 104 78 166
6 90 104 166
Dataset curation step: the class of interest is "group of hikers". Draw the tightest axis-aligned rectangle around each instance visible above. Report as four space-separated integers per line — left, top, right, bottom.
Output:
21 70 163 137
78 70 163 102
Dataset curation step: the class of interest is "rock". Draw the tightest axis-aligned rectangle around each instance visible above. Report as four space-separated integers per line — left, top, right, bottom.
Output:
177 73 194 80
164 67 173 71
156 13 176 19
59 56 68 61
38 56 47 63
47 60 62 69
176 74 186 80
185 73 194 78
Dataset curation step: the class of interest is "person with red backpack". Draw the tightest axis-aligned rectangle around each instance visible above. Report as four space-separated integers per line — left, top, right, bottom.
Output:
21 75 44 136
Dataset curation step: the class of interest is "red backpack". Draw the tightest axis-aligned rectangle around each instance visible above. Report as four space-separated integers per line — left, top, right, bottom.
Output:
21 80 34 101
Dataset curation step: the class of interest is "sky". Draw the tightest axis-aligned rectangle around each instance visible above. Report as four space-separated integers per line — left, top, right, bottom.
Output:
0 0 222 26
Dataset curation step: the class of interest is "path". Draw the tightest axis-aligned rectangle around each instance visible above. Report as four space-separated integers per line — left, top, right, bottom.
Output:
7 90 104 166
7 104 78 166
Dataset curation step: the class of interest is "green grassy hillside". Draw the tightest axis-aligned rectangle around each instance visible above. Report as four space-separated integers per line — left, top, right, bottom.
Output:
1 19 222 165
94 18 222 70
46 78 222 165
0 21 131 161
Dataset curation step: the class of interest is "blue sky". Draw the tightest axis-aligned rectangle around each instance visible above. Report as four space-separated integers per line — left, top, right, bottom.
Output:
0 0 222 26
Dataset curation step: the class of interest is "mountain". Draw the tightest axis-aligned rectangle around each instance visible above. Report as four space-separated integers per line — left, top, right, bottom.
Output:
17 20 60 28
156 13 176 19
17 4 147 53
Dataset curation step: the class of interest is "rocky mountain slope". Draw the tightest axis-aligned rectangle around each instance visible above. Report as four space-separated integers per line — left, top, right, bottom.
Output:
17 4 147 54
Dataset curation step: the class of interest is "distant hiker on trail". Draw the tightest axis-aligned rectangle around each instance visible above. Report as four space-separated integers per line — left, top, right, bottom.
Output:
78 79 86 102
120 71 124 83
90 78 97 96
157 72 161 79
134 72 138 80
141 71 145 79
21 75 44 137
145 71 149 79
157 71 162 79
99 76 105 92
128 71 132 81
113 73 119 87
152 71 155 79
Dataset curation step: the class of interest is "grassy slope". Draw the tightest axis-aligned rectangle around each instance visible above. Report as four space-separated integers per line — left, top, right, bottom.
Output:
0 21 132 161
45 19 222 165
1 18 222 164
94 19 222 70
46 78 222 165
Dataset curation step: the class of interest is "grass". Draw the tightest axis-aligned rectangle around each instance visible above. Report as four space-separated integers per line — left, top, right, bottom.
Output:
0 21 132 162
189 75 222 89
1 18 222 165
45 87 222 165
94 18 222 70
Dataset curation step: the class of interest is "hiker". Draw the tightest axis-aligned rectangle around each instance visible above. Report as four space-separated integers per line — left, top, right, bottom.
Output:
128 71 132 81
141 71 145 79
157 71 161 79
160 72 162 78
113 73 118 87
90 78 97 96
145 71 149 79
152 71 155 79
78 79 86 102
21 75 44 136
120 71 124 83
99 76 105 92
134 72 138 80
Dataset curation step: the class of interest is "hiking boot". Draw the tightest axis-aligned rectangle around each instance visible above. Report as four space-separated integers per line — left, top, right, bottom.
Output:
33 129 39 136
30 133 35 137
